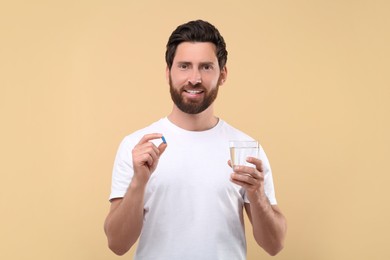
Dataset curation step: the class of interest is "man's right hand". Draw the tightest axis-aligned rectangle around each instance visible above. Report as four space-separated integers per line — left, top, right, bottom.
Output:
105 133 167 255
132 133 167 185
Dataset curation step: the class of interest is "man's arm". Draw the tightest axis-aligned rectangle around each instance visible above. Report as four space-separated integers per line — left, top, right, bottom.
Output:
104 181 146 255
244 202 287 256
229 157 287 256
104 133 167 255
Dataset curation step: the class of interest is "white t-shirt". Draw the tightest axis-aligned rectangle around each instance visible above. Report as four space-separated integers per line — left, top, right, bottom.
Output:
110 118 277 260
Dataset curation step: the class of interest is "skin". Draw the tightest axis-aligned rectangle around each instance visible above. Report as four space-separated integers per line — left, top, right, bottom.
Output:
167 42 226 131
104 133 167 255
104 42 287 256
229 158 287 256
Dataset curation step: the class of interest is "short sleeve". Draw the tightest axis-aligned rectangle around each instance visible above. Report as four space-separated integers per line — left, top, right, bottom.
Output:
109 137 135 201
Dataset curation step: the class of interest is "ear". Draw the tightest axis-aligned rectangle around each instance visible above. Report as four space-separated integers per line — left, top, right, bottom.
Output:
219 66 228 85
165 66 170 84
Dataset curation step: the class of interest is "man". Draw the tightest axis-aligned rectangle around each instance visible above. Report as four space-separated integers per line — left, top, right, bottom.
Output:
104 20 287 259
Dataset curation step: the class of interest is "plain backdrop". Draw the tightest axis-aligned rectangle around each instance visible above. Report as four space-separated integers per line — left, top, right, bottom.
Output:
1 1 389 259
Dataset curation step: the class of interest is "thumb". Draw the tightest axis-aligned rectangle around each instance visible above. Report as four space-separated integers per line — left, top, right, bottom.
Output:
158 142 168 157
227 160 232 168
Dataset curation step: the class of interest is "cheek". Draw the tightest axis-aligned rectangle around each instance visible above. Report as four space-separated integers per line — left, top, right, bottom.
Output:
202 70 222 86
170 71 188 86
205 75 220 87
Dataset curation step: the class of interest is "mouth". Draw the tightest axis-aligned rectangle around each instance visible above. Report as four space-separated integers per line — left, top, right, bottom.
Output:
184 89 204 95
182 88 205 101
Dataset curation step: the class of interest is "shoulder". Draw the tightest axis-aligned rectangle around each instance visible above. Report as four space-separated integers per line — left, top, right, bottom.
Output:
219 119 255 141
118 118 167 150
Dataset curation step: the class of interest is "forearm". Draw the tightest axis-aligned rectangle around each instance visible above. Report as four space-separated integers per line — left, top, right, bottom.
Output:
104 180 146 255
248 196 287 256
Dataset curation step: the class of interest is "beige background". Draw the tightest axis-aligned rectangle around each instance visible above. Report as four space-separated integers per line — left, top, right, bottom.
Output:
1 1 389 259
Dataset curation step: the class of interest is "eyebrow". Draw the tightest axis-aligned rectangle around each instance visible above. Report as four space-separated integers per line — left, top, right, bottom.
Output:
199 62 215 66
177 61 191 65
176 61 216 66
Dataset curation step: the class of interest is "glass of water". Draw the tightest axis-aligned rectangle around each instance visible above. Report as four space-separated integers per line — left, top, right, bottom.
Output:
229 140 259 168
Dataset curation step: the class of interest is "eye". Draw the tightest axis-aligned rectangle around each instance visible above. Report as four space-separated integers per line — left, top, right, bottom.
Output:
202 64 213 71
178 63 189 70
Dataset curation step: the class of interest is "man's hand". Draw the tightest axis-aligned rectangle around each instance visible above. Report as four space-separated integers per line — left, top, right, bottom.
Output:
228 158 287 256
132 133 167 186
228 157 266 203
104 133 167 255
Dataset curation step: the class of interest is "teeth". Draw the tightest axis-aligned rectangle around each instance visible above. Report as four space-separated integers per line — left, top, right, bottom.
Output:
186 90 202 94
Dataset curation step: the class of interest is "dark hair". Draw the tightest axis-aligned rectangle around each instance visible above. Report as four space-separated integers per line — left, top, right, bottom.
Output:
165 20 228 69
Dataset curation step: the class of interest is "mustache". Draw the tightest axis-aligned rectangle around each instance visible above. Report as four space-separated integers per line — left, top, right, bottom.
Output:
183 82 206 90
185 83 202 87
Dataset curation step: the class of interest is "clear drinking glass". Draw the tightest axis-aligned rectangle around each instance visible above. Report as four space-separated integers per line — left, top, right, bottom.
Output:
229 140 259 168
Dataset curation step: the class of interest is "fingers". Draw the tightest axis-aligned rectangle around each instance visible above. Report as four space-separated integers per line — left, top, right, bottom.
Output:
230 176 256 189
137 133 164 145
246 157 264 173
230 171 263 191
133 133 167 167
137 133 168 156
227 157 263 178
229 157 264 188
231 167 262 183
233 165 262 179
133 142 160 167
158 142 168 156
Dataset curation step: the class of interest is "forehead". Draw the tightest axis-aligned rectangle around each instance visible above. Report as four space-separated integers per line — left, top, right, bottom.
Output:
173 42 218 63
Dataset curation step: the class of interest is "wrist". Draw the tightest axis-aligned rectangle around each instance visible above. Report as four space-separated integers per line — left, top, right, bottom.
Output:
129 177 147 192
248 191 271 212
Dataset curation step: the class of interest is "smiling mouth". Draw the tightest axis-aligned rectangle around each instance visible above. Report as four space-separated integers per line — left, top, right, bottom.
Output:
184 89 204 94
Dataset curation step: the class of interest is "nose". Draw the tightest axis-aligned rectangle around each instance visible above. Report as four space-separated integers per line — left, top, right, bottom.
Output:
188 70 202 85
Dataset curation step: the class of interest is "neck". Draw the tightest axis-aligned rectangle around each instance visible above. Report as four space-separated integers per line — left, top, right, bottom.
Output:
168 105 219 131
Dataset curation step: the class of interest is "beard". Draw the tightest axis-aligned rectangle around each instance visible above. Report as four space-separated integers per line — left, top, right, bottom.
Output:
169 75 221 114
